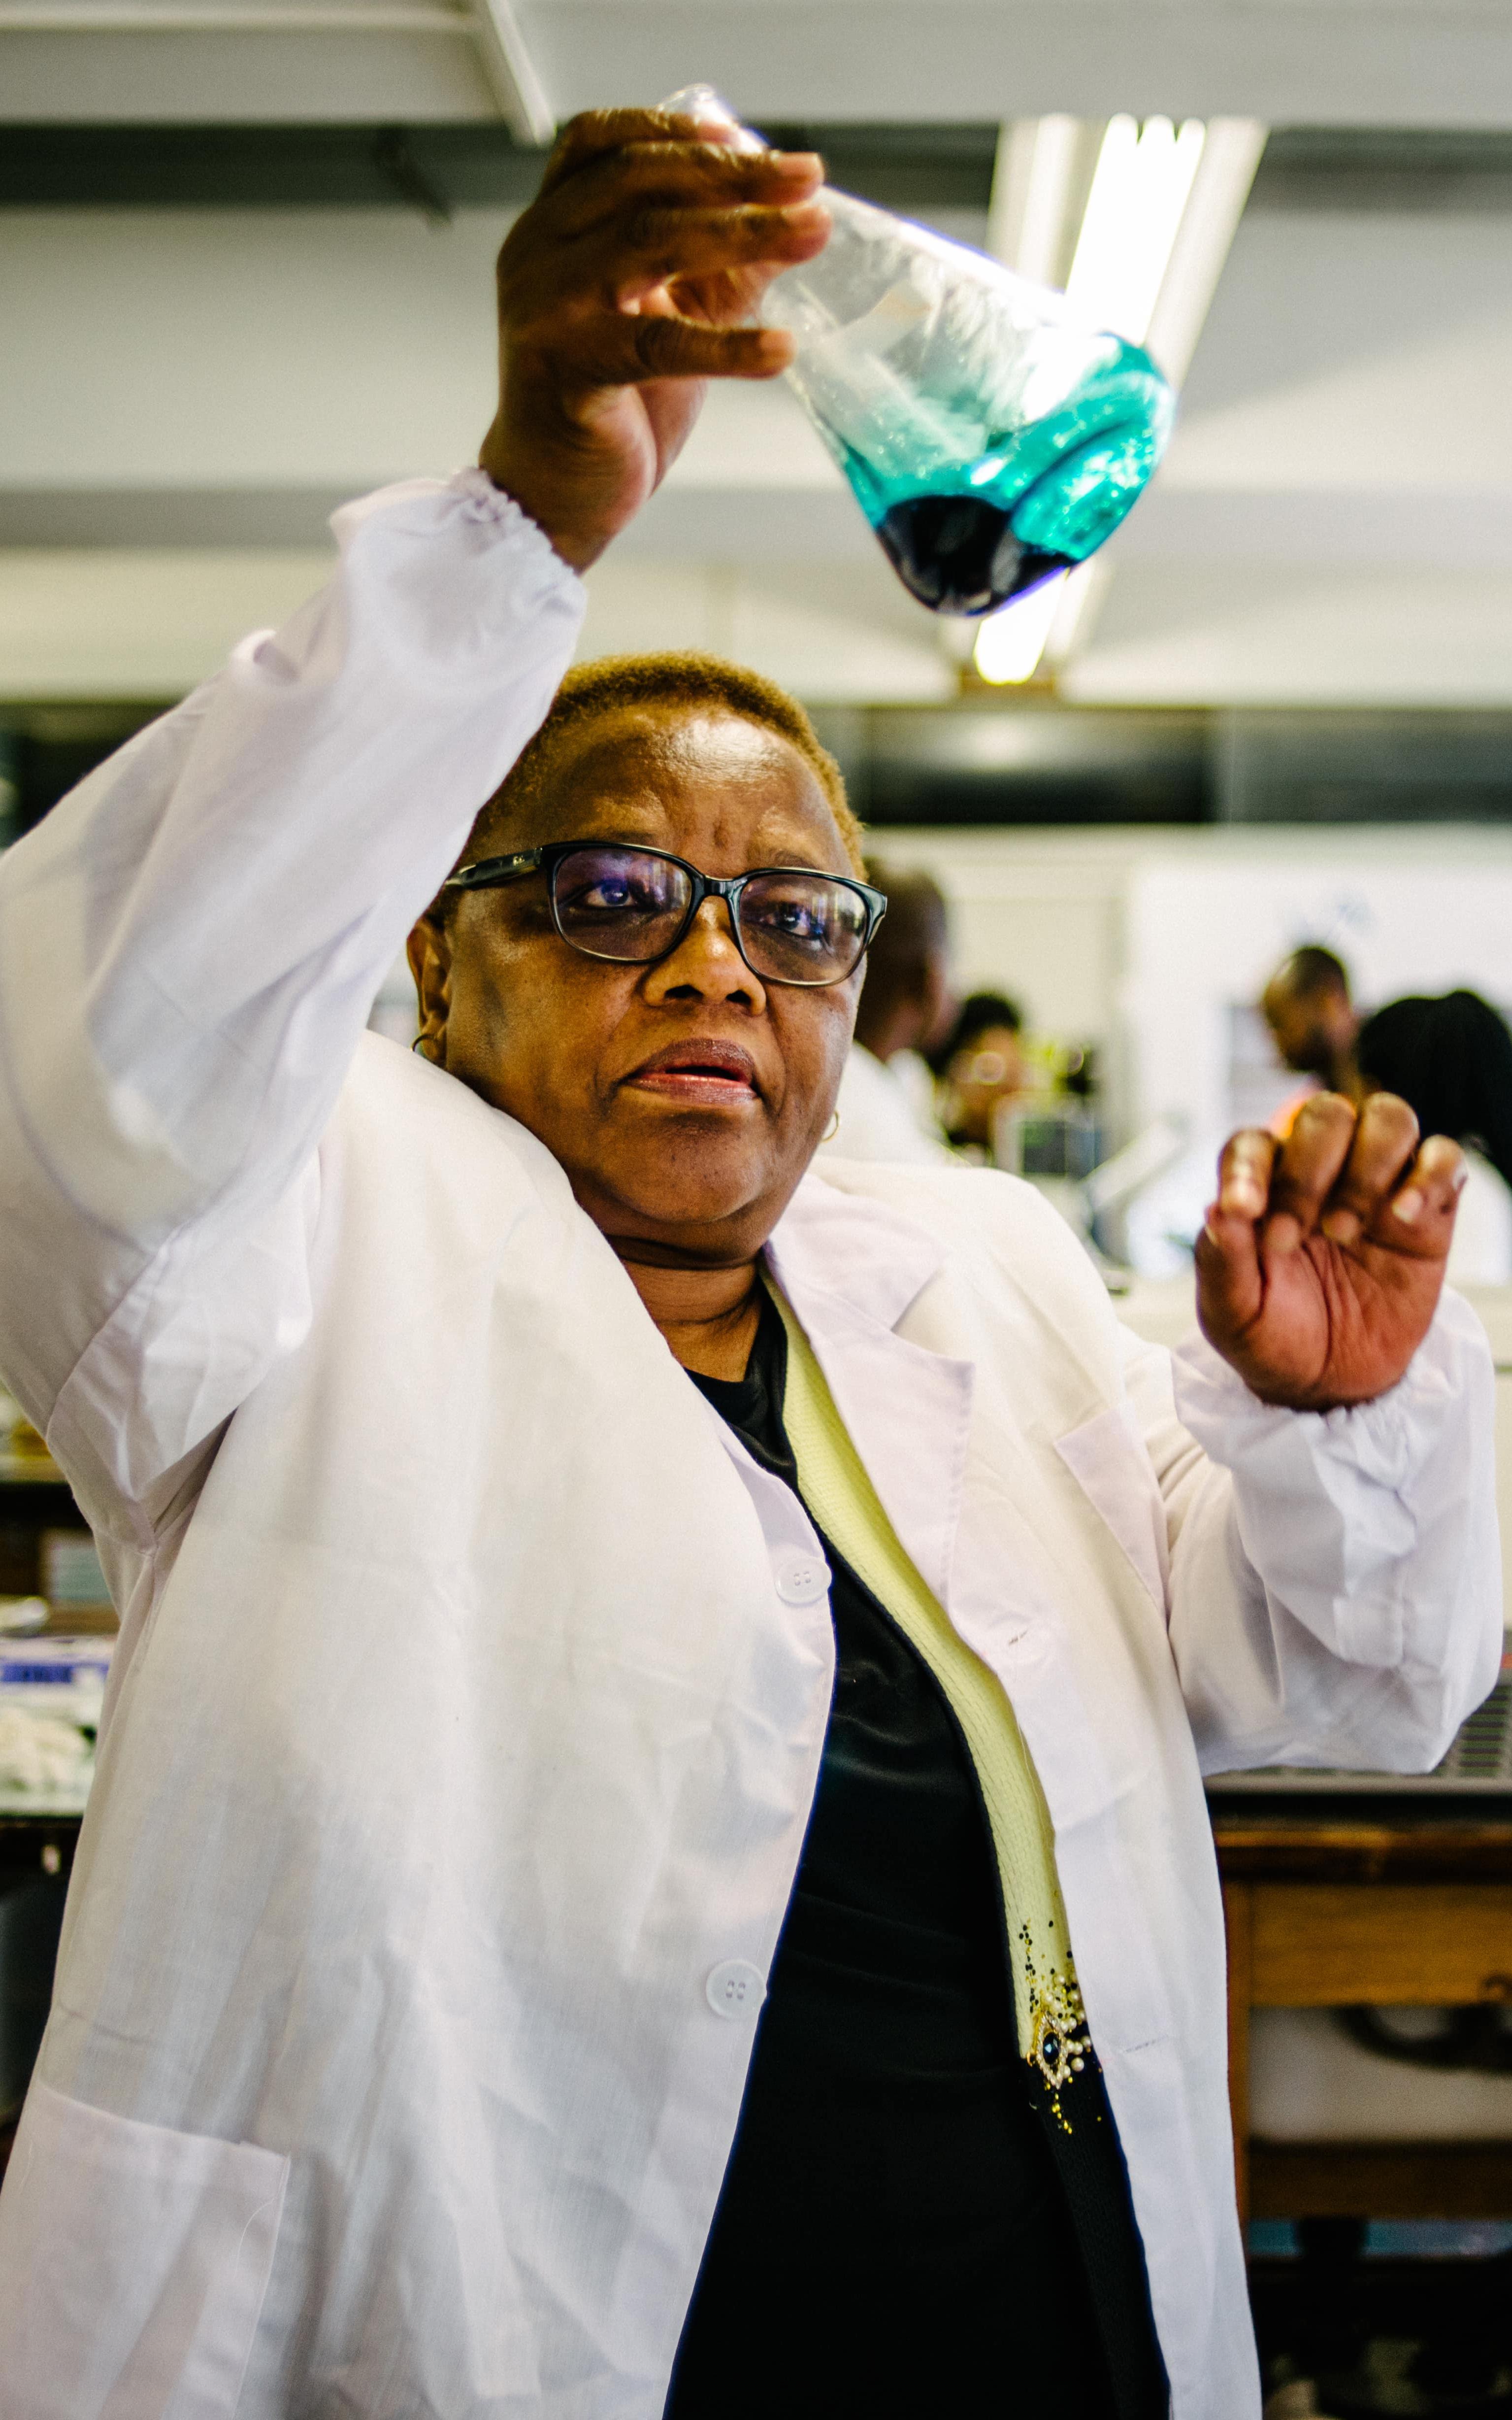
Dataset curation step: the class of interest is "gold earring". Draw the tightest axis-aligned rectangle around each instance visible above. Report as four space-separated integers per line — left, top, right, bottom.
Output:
822 1110 841 1143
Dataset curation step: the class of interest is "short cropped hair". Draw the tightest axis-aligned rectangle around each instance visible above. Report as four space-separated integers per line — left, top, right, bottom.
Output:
1276 944 1350 1002
453 651 865 888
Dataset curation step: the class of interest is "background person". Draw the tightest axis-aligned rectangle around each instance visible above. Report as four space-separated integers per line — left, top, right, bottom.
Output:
934 988 1030 1156
1356 989 1512 1284
818 858 955 1161
1261 943 1512 1188
1260 944 1359 1103
0 106 1499 2420
1262 944 1512 1277
1356 987 1512 1199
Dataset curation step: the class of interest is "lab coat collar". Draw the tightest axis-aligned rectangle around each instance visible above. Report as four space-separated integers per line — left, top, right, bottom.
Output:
766 1165 947 1332
766 1170 971 1609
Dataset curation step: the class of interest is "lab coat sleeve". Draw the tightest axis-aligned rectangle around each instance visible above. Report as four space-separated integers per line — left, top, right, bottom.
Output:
1124 1292 1504 1774
0 472 584 1534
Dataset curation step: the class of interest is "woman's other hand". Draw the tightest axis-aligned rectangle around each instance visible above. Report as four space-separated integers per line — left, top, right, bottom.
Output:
1195 1091 1468 1410
478 108 828 571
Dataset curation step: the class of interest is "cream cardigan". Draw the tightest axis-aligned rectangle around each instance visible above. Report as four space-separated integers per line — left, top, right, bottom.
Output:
773 1278 1090 2125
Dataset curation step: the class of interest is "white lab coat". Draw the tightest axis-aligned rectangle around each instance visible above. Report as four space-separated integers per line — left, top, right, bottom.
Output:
818 1041 952 1163
0 475 1500 2420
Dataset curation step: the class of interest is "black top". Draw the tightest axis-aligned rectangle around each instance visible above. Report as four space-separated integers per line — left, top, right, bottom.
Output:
665 1291 1167 2420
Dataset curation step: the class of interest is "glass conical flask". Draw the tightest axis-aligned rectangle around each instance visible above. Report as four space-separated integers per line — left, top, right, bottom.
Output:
662 86 1174 615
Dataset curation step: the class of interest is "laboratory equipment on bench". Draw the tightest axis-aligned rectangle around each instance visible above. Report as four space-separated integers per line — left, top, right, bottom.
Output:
661 87 1174 615
0 1635 112 1811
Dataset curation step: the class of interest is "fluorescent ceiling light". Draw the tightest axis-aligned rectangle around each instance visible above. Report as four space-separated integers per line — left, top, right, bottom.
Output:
983 113 1265 681
972 563 1106 688
973 575 1068 686
989 113 1265 379
1142 119 1268 385
1064 115 1207 347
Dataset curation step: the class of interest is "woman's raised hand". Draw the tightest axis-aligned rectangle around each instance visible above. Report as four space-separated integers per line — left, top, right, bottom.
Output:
1195 1091 1468 1410
478 108 828 571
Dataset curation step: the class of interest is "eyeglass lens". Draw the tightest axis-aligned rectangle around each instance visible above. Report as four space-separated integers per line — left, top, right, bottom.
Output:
550 846 869 985
552 845 690 961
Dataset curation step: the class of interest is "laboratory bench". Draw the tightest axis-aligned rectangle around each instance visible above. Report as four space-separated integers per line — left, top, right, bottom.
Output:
1211 1796 1512 2228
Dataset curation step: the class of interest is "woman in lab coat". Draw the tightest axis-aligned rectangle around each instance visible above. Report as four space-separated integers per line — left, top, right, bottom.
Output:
0 108 1500 2420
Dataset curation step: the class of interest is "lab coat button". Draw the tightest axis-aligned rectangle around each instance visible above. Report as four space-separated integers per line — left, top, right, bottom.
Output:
773 1547 829 1606
706 1959 766 2020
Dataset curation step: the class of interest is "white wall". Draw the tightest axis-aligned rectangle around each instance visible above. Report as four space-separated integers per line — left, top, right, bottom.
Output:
0 209 509 492
0 551 336 697
870 821 1512 1151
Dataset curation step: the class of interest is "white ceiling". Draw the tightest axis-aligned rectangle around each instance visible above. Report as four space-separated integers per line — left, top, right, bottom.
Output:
4 0 1512 128
3 0 1512 707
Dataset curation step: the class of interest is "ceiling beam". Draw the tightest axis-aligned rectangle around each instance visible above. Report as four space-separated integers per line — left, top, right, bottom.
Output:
470 0 553 144
0 5 466 26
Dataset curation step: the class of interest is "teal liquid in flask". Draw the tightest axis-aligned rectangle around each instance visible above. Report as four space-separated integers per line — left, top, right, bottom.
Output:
663 89 1174 616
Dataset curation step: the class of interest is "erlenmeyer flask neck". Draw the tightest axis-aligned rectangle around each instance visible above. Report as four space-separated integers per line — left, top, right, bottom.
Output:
658 83 766 154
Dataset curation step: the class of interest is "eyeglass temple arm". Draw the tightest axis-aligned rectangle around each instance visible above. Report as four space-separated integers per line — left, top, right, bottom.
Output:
444 851 543 892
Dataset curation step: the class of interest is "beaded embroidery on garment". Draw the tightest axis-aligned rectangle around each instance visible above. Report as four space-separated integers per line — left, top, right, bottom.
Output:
768 1280 1092 2129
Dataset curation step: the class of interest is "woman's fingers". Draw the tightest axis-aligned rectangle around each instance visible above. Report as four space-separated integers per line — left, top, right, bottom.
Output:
1209 1091 1466 1262
1307 1090 1418 1244
669 259 783 332
543 137 825 239
1212 1128 1276 1223
1381 1131 1469 1243
571 310 795 387
593 201 832 310
1200 1097 1468 1386
1251 1092 1357 1254
536 107 756 194
498 124 828 360
481 109 829 569
1198 1131 1276 1333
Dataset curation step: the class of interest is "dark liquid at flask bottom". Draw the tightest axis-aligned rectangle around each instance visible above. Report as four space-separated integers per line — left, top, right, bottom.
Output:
875 495 1072 616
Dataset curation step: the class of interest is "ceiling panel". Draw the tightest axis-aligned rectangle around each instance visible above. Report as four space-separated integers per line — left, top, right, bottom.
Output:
2 1 1512 127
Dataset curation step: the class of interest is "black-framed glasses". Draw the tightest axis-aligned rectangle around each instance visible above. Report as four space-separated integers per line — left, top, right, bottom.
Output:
446 841 887 989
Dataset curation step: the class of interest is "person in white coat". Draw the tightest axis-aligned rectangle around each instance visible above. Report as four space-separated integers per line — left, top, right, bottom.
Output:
818 863 954 1164
0 104 1500 2420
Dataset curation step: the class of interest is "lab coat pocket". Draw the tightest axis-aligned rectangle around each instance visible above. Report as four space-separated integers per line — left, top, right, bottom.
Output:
1054 1403 1170 1617
0 2079 288 2420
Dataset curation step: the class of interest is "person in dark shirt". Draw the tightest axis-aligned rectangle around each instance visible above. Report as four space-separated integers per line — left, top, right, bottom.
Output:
671 1290 1167 2420
1262 945 1512 1192
1357 991 1512 1198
